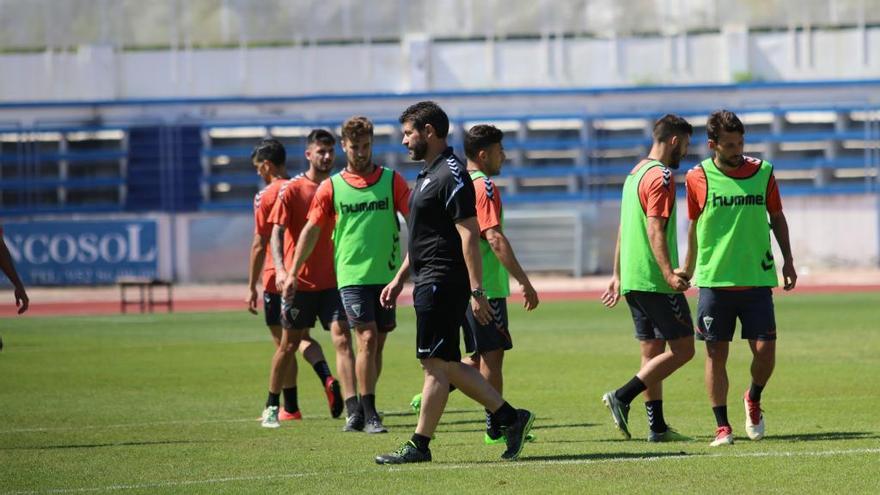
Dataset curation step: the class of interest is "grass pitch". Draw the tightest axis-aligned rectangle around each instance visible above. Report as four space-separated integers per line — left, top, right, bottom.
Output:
1 292 879 494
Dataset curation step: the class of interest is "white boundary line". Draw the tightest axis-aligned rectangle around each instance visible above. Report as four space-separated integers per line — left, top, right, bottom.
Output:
4 447 879 495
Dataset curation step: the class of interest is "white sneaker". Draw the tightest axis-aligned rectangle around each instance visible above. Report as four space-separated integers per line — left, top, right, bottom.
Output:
710 426 734 447
743 390 765 440
261 406 280 428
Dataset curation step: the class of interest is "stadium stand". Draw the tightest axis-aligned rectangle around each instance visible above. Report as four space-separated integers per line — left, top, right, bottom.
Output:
1 91 877 214
1 0 877 280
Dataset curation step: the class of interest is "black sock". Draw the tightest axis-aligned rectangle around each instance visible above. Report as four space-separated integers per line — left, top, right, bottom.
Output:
713 406 730 427
411 433 431 452
645 400 667 433
361 393 378 419
614 376 647 405
485 409 501 438
345 396 360 417
266 392 280 408
748 383 764 403
282 387 298 413
492 401 517 427
313 360 332 385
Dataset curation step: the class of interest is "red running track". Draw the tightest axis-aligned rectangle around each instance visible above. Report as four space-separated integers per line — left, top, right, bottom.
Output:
1 285 878 318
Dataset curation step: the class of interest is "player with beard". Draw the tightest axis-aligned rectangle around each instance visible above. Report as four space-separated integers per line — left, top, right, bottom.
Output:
284 117 410 434
248 138 339 428
375 101 534 464
601 114 696 442
682 110 796 446
264 129 348 425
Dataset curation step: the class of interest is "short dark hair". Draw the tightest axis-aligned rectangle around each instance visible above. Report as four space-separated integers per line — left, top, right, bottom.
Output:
464 124 504 160
307 129 335 146
251 138 286 166
341 116 374 142
706 110 745 142
652 114 693 142
398 101 449 138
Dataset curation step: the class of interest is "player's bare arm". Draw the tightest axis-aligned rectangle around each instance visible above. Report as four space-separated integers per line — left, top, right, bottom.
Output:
284 220 321 299
601 225 622 308
0 237 29 314
682 220 698 281
270 223 287 291
647 216 689 292
247 232 269 314
380 253 410 309
484 226 539 311
456 217 491 325
770 211 797 291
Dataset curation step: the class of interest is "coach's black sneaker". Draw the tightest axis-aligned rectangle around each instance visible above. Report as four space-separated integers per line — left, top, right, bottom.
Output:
364 416 388 434
343 414 365 432
375 441 431 465
501 409 535 460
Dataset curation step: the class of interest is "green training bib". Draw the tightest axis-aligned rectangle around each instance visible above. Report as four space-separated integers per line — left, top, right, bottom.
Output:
470 170 510 299
620 161 679 294
331 167 401 288
694 157 778 288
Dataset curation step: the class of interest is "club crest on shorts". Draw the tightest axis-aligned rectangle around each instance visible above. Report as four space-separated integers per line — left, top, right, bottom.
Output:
351 303 362 317
702 315 714 330
287 307 300 320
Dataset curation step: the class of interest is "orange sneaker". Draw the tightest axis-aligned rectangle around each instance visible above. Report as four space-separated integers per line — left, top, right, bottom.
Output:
710 425 734 447
743 390 765 440
279 408 302 421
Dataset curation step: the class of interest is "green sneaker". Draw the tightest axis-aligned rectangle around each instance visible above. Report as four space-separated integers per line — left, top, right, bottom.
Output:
484 432 537 445
601 391 631 439
410 393 422 413
647 426 692 442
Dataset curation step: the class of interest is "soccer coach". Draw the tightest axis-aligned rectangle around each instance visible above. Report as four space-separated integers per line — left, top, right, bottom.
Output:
376 101 534 464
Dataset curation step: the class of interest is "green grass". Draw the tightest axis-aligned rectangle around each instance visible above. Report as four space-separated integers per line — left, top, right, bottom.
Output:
1 292 879 494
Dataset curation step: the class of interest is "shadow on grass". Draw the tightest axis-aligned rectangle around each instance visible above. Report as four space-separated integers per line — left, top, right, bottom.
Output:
390 419 600 431
447 451 692 465
382 408 473 418
521 451 691 463
437 422 598 434
768 431 879 442
2 439 217 450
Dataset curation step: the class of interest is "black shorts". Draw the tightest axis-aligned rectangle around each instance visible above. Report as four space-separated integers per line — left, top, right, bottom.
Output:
414 280 470 362
339 284 396 333
462 298 512 354
624 291 694 341
281 288 346 331
264 291 282 327
696 287 776 342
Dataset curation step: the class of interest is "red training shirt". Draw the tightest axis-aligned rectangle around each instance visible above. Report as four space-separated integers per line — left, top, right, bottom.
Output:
267 174 337 291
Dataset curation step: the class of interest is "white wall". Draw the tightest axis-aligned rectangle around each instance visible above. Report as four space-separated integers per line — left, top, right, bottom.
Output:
2 27 879 102
170 195 878 283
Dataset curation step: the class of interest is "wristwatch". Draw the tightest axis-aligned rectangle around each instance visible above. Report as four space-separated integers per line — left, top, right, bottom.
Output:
471 288 486 298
